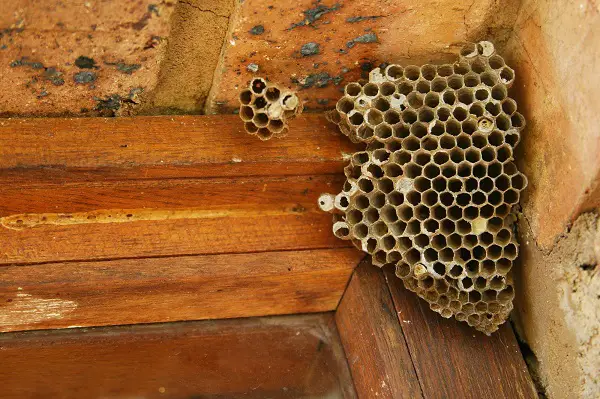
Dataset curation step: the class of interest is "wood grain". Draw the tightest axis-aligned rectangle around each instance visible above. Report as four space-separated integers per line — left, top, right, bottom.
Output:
0 114 357 182
0 175 350 264
0 248 362 332
383 266 537 399
335 260 424 398
0 313 357 399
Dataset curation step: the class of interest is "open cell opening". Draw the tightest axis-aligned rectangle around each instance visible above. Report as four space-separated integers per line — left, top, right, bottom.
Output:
354 223 368 239
358 178 374 193
454 61 470 75
417 81 431 94
363 83 379 97
384 163 403 178
378 178 394 193
402 110 418 124
405 65 421 81
419 108 435 123
349 112 364 126
492 85 507 101
470 103 484 117
384 110 400 124
448 75 464 90
414 233 430 248
251 78 267 94
403 162 422 178
488 55 505 69
453 106 468 121
345 82 362 97
500 67 514 83
481 71 498 86
464 73 480 87
380 82 396 95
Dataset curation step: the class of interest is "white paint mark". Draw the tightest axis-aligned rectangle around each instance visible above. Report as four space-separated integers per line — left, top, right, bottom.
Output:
0 292 77 328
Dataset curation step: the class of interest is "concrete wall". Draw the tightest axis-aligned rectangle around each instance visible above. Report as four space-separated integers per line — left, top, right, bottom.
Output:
504 1 600 397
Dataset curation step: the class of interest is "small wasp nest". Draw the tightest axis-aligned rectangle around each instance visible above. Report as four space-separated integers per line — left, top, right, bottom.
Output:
321 41 527 335
239 77 303 140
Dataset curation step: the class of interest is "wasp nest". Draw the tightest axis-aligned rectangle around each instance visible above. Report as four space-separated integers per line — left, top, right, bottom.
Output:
321 41 527 334
239 77 303 140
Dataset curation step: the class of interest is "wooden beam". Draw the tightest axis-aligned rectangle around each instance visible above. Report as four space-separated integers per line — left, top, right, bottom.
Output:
383 267 537 399
335 260 424 398
0 175 350 264
0 114 358 182
0 249 362 332
0 313 357 398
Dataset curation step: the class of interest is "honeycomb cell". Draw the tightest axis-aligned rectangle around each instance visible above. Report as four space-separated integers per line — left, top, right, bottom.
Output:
320 41 527 335
239 77 303 140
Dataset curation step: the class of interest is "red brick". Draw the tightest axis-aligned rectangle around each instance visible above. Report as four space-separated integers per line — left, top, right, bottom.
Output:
205 0 519 113
0 0 174 116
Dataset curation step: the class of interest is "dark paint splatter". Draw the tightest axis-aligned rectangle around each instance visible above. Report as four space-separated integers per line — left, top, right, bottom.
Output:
75 56 97 69
289 2 341 30
300 42 320 56
10 57 44 69
74 71 97 84
36 89 48 99
116 62 141 74
346 32 378 49
104 61 141 74
144 35 162 49
354 32 378 43
148 4 160 16
95 94 121 112
298 72 343 89
249 25 265 35
346 15 383 23
44 67 65 86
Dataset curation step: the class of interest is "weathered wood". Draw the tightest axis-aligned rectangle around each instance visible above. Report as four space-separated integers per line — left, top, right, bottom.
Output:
335 260 424 398
383 267 537 399
0 175 350 264
0 313 357 399
0 114 357 182
0 248 362 332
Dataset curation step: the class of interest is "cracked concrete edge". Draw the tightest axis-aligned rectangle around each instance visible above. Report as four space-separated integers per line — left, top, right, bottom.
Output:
137 0 236 114
513 211 600 399
204 0 242 115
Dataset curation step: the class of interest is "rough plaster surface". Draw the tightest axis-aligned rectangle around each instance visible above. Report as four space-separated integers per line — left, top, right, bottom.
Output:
0 0 174 117
504 0 600 249
514 212 600 398
205 0 520 113
139 0 235 114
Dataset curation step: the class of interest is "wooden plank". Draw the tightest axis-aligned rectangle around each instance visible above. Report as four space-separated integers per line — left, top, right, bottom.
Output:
0 175 350 264
335 260 424 398
0 313 357 399
0 248 362 332
0 114 357 182
383 267 537 399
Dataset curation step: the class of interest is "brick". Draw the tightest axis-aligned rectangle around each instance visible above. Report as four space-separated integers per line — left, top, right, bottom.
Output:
504 0 600 249
0 0 174 116
204 0 519 113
